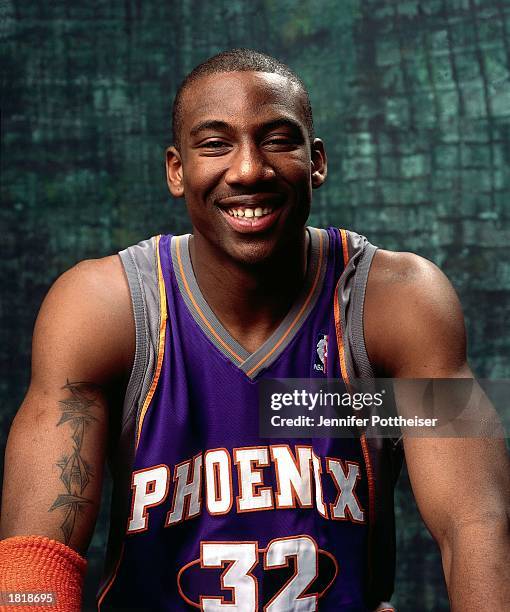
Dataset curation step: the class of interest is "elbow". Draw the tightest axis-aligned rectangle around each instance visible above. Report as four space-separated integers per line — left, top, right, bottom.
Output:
438 509 510 558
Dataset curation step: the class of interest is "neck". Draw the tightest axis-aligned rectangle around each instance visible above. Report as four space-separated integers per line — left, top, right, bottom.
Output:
189 230 310 352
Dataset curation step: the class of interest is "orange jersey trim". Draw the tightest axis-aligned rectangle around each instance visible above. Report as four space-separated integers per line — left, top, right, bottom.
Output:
135 235 168 449
339 228 349 266
333 280 349 384
334 229 350 382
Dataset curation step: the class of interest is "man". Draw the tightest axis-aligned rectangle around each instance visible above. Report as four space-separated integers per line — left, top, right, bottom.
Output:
0 49 508 611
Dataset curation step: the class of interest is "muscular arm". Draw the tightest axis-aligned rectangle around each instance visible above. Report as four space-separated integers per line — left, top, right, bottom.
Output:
365 250 510 611
1 255 134 555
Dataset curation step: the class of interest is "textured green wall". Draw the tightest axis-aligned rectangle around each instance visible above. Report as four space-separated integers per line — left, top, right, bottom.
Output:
1 1 509 610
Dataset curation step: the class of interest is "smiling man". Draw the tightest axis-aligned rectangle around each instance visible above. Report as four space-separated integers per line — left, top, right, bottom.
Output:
1 49 509 612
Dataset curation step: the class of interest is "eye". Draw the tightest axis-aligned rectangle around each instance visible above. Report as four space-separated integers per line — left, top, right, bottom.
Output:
203 140 225 147
196 139 232 156
266 138 291 145
263 136 298 150
197 139 232 155
199 139 230 148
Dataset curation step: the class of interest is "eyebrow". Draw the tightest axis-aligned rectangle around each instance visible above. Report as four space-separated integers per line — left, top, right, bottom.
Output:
189 117 305 138
189 120 232 138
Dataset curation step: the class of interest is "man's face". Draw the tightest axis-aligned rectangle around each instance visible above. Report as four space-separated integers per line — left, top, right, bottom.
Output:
166 71 327 264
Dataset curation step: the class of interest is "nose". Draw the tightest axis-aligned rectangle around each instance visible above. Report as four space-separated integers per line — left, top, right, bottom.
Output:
224 142 275 187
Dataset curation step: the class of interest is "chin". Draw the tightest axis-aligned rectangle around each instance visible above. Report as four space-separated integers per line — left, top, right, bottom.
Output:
226 237 280 267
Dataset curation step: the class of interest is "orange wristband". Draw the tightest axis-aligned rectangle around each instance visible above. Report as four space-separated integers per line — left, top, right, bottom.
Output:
0 536 86 611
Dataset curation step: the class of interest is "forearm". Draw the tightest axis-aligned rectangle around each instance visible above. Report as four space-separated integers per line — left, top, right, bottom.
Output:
440 515 510 611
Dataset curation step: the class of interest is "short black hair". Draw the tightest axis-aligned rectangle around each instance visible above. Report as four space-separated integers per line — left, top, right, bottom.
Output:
171 48 314 150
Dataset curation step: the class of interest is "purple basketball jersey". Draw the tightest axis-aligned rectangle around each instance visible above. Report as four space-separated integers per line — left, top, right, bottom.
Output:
98 227 397 611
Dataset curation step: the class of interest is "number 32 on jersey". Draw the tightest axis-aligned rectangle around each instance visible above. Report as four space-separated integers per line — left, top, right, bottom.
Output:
178 535 338 611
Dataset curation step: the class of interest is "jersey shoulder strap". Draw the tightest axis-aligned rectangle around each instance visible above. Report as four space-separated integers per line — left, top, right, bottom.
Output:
118 235 163 435
336 229 378 381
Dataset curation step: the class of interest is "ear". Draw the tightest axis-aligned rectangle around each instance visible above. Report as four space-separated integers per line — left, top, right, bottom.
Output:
166 146 184 198
310 138 327 189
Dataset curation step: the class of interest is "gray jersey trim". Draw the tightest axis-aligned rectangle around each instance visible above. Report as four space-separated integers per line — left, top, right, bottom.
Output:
337 231 377 382
118 237 161 433
347 240 377 380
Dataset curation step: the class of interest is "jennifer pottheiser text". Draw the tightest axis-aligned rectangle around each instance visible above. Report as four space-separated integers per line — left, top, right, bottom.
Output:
270 414 439 428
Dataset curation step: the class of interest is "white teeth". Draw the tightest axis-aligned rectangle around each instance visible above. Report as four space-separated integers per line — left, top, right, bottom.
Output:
254 207 263 217
237 209 244 217
244 208 254 218
263 208 270 214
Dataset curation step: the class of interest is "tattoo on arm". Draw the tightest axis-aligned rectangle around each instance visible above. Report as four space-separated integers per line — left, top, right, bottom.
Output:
49 380 101 545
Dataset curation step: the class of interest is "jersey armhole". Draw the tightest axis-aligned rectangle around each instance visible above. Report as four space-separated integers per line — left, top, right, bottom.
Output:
347 241 378 380
118 237 160 433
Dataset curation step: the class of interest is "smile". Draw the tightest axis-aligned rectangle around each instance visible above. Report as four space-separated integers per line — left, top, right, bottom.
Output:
215 193 285 233
218 202 283 234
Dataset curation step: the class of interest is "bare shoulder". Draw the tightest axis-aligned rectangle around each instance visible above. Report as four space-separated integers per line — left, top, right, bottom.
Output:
364 249 468 377
32 254 135 388
365 249 456 299
48 253 128 295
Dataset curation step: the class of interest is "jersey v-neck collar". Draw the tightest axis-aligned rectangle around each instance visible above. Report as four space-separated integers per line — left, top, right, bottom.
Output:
170 227 329 379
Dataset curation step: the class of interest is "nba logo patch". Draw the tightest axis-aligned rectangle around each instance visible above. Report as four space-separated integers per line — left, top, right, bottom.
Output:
314 333 328 373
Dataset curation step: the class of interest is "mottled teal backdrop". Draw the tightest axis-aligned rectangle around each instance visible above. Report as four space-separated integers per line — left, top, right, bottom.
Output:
1 1 509 610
